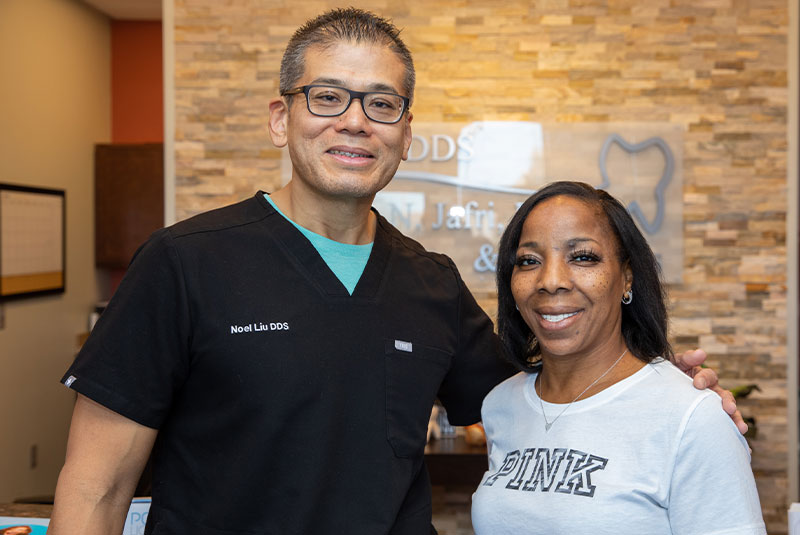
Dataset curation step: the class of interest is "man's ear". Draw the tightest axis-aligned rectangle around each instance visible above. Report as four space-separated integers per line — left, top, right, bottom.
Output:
401 111 413 161
268 97 289 148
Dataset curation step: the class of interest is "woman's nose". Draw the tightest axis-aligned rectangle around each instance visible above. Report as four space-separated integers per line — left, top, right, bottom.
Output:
538 259 571 294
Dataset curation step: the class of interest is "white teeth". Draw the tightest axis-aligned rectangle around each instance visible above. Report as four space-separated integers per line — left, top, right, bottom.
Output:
542 312 578 323
330 149 369 158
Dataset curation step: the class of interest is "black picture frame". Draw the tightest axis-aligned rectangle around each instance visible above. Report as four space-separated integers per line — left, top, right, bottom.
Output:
0 183 66 300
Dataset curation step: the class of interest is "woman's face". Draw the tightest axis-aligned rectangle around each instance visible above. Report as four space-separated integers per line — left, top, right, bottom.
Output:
511 195 632 359
3 527 32 535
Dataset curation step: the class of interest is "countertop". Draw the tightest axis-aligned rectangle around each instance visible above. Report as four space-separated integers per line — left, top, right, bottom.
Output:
0 503 52 518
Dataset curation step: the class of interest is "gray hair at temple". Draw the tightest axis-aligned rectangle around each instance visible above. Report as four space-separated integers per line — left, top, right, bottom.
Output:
279 7 416 105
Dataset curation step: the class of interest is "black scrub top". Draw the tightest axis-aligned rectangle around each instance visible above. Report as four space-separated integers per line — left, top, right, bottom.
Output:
63 192 514 534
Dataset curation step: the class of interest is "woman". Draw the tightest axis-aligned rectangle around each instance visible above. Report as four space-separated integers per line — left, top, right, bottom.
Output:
472 182 765 534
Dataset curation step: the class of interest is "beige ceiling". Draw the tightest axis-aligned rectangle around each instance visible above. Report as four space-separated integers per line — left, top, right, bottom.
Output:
82 0 162 20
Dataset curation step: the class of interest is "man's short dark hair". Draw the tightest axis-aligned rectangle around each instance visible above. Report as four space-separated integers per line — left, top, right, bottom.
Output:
495 181 673 371
280 8 415 104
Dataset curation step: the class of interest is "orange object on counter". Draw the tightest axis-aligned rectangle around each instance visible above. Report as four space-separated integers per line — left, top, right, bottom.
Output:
464 423 486 446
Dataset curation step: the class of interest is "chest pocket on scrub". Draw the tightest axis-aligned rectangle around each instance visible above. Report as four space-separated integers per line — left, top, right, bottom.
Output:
384 338 452 458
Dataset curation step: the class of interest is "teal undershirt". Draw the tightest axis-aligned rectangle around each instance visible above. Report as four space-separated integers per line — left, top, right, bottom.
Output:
264 194 372 295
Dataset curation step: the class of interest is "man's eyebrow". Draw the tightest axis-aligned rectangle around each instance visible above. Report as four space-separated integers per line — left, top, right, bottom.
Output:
310 78 401 94
366 82 401 94
311 77 346 86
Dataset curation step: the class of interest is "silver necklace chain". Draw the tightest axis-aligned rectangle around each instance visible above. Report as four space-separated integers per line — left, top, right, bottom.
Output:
536 349 628 432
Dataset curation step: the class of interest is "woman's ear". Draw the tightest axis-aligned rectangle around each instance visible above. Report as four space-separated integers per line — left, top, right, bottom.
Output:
624 261 633 293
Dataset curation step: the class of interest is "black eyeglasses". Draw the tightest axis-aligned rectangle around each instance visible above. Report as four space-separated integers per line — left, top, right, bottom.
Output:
281 84 410 124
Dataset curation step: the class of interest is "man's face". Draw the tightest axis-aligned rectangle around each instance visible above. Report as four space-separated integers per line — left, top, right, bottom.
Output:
269 41 413 201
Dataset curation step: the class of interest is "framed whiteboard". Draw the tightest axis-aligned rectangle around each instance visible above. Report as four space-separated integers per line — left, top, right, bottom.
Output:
0 183 66 300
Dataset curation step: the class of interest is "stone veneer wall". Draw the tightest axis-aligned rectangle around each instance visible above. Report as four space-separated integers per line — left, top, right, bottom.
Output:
173 1 790 531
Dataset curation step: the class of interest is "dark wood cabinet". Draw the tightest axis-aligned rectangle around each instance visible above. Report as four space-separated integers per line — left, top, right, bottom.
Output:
94 143 164 268
425 436 488 486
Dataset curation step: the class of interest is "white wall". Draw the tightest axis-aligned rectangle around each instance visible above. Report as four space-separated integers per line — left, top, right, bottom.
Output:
0 0 110 502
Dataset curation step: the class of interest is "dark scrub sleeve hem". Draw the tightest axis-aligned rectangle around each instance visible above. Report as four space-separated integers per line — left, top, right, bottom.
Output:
61 373 161 430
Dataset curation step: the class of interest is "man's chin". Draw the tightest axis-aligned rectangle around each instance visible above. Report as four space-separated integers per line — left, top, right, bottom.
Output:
329 179 394 199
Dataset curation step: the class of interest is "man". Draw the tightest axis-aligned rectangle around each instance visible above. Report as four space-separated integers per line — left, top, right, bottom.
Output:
50 8 742 534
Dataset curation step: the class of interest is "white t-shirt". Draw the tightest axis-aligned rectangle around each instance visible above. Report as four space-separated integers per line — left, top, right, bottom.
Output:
471 359 765 535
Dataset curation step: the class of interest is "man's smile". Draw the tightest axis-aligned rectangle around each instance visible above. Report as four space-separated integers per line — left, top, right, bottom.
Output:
327 148 373 159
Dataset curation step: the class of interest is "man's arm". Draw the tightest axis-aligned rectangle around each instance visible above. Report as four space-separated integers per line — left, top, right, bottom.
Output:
673 348 748 434
49 394 157 535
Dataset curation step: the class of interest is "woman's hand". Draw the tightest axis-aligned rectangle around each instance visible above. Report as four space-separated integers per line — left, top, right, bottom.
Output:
674 348 748 435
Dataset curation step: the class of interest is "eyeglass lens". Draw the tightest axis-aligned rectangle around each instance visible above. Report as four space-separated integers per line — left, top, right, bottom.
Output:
306 86 404 123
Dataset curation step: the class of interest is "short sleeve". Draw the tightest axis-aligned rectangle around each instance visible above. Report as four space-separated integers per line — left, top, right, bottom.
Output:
668 394 766 535
61 229 193 429
436 259 516 426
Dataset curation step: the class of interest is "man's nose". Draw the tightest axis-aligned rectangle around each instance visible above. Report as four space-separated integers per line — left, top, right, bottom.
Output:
335 98 371 131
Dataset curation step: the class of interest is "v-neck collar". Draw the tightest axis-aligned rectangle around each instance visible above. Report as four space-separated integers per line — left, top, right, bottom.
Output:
255 191 390 299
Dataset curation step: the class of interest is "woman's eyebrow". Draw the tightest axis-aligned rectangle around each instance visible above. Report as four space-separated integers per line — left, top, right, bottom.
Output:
517 237 599 250
566 237 600 247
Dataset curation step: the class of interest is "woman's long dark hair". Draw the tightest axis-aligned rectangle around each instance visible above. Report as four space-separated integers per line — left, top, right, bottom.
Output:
496 181 672 371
